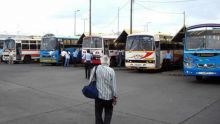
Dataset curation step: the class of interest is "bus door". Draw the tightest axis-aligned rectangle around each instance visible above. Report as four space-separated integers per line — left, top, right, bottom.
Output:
16 43 21 60
104 40 109 55
155 41 160 68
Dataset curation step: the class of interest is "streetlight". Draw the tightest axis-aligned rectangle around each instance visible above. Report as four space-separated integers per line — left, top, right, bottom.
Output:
74 10 80 35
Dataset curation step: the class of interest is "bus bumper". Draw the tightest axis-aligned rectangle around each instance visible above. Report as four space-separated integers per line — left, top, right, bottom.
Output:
125 63 156 69
184 68 220 77
40 58 57 63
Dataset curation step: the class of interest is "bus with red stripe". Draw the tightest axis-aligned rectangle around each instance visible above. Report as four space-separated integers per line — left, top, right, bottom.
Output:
82 35 120 66
125 33 183 71
2 37 41 63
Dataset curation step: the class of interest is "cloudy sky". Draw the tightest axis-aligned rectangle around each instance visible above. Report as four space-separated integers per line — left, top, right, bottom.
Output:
0 0 219 36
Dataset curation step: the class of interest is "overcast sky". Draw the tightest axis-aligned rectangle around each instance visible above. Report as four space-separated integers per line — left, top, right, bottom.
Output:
0 0 219 36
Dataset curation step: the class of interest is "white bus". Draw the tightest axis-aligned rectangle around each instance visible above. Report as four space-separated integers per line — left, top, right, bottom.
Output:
125 33 183 70
2 37 41 63
82 35 122 66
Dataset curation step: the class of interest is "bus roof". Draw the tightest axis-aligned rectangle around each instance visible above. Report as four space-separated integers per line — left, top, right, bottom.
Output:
42 34 80 40
187 23 220 30
55 36 80 39
127 32 154 37
5 37 41 41
83 35 117 40
127 33 172 42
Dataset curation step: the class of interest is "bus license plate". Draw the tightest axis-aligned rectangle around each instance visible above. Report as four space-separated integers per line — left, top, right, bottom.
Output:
135 63 142 67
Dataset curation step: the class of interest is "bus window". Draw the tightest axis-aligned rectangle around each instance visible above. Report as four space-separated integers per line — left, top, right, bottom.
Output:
30 44 37 49
155 41 160 49
22 44 29 49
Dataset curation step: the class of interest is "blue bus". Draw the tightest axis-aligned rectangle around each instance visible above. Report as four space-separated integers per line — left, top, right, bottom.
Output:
184 24 220 80
0 39 4 61
40 34 80 65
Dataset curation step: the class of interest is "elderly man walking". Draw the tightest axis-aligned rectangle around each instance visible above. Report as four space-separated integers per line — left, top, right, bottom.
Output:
89 55 117 124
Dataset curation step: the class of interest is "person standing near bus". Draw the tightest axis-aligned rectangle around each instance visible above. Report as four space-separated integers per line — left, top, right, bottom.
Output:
65 50 70 67
72 48 79 66
9 50 14 64
163 50 173 71
61 50 70 67
89 55 117 124
82 49 92 79
117 50 123 67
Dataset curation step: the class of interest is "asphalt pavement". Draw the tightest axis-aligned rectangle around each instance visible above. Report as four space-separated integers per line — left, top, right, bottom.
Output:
0 63 220 124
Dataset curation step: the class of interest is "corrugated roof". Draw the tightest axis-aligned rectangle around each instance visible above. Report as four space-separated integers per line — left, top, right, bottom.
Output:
171 26 186 43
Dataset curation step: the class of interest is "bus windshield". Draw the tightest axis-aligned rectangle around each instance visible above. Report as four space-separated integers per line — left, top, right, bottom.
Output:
82 37 102 48
126 35 154 51
4 39 15 49
41 37 57 50
186 29 220 50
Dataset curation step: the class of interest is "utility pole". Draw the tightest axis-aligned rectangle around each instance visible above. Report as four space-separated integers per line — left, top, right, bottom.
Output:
74 10 80 36
183 11 186 27
130 0 134 34
145 22 151 32
89 0 92 36
118 8 120 35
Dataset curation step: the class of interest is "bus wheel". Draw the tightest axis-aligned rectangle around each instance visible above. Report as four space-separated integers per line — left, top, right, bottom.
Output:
137 69 144 72
196 76 203 81
23 56 31 64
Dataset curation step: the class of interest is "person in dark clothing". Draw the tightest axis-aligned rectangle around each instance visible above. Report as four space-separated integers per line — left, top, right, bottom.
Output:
163 50 173 71
82 49 92 79
72 48 79 66
117 50 123 67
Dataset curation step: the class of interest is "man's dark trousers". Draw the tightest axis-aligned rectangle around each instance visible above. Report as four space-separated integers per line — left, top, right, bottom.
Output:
85 61 91 79
95 98 113 124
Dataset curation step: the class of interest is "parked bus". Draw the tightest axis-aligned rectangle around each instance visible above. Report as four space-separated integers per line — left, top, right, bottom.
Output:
125 33 183 71
184 23 220 80
0 39 4 61
40 34 80 65
2 37 41 63
82 35 122 66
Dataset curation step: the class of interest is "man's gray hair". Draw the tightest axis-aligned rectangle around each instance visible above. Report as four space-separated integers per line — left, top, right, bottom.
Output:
100 55 110 66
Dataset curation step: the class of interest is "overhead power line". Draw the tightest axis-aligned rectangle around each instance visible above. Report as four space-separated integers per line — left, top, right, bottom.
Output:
135 2 183 14
119 0 130 10
137 0 198 3
95 0 130 32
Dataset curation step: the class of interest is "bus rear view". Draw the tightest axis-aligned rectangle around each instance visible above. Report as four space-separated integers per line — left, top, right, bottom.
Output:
184 24 220 80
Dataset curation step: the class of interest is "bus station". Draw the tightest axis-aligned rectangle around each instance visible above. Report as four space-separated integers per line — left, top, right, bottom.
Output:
0 0 220 124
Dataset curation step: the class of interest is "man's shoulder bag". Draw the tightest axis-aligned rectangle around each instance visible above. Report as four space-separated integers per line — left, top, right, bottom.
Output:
82 66 98 99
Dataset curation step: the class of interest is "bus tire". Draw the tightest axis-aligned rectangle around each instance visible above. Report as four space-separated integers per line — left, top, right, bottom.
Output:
196 76 203 81
23 55 31 64
137 69 144 72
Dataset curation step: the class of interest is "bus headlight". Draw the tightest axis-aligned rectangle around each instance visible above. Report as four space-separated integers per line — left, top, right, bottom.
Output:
148 60 155 63
52 55 56 58
184 62 194 68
